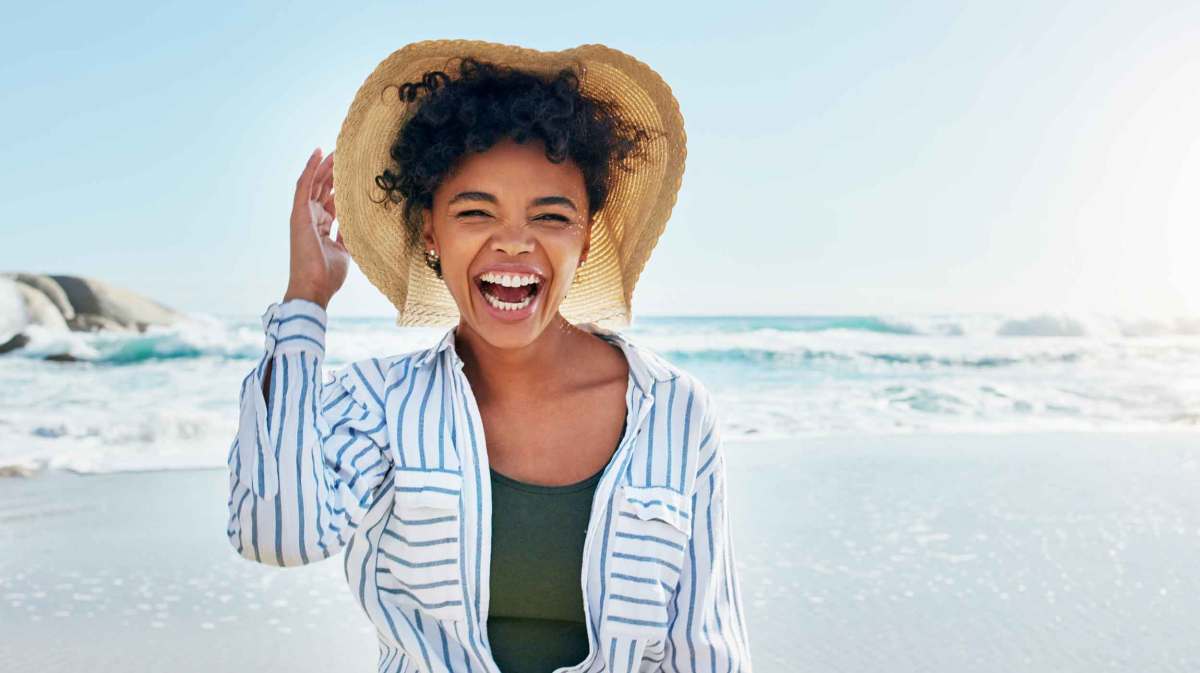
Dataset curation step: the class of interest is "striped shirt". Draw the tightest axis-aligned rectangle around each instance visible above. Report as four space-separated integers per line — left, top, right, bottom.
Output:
225 298 754 673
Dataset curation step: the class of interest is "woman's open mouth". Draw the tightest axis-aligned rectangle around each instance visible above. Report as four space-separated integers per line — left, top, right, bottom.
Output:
473 271 543 319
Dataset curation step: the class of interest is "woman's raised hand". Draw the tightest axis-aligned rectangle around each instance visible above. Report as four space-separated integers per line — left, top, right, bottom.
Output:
283 147 349 310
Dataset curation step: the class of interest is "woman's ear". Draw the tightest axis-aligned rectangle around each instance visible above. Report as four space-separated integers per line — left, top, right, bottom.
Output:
421 207 436 253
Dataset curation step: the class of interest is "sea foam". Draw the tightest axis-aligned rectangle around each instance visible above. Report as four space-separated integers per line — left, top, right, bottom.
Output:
1 310 1197 475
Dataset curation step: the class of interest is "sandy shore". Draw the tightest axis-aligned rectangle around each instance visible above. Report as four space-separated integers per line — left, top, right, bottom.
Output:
2 433 1199 672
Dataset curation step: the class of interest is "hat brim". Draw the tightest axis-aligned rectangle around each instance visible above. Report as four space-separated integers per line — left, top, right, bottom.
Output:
333 39 686 328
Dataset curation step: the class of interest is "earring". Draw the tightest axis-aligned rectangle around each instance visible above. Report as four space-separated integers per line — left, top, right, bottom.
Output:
424 249 442 278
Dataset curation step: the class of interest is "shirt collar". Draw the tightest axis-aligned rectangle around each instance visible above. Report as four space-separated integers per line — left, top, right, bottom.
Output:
412 322 677 393
413 325 461 371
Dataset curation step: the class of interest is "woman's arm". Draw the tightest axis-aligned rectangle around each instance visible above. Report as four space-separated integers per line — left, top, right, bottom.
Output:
661 389 754 672
225 297 394 567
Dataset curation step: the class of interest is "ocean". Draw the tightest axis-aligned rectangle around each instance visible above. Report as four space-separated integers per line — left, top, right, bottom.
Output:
1 310 1198 475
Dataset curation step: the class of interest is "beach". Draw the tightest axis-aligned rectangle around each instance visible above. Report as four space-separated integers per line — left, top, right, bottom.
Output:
3 432 1199 672
5 1 1200 670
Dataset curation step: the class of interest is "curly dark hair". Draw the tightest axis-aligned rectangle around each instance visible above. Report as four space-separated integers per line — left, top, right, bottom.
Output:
373 56 664 254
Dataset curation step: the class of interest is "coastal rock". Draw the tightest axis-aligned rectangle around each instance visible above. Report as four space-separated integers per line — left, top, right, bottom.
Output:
0 332 30 355
0 272 187 358
0 272 75 320
15 281 70 331
50 274 181 333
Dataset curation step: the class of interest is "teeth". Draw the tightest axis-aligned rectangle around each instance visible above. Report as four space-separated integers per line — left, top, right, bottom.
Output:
482 288 534 311
479 271 539 287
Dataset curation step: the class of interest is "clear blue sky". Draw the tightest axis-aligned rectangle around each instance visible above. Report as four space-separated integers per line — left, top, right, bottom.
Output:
2 1 1198 318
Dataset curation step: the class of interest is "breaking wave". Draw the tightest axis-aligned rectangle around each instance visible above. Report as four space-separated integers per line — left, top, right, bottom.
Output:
1 309 1198 476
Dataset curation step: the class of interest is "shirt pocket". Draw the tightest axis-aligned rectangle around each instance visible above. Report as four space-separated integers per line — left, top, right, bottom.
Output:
603 483 694 638
376 468 468 623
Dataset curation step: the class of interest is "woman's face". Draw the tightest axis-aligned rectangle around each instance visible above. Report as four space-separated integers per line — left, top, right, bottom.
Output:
422 136 592 350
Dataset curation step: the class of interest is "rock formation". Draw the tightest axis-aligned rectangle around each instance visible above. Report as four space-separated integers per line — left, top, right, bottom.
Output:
0 273 185 359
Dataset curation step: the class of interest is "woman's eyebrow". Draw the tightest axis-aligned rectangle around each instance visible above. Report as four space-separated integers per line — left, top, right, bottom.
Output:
530 195 577 212
448 191 497 206
448 191 578 212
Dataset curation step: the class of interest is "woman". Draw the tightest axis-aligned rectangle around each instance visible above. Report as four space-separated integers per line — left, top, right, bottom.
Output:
226 40 752 673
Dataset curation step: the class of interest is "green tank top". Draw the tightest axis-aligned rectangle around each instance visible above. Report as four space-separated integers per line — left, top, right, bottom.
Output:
486 420 624 673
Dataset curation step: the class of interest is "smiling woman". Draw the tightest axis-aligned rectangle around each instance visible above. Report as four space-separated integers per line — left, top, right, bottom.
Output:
225 39 752 673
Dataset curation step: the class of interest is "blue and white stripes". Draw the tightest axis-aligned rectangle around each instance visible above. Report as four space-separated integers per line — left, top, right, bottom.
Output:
226 297 753 672
226 298 394 567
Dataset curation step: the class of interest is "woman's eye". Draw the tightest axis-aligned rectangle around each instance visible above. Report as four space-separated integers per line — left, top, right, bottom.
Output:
455 210 570 223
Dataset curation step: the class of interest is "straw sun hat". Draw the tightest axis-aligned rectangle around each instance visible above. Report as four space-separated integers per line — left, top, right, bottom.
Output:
332 39 687 328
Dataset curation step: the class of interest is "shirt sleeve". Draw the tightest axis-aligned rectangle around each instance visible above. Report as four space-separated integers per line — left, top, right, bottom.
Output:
225 298 395 567
661 388 755 672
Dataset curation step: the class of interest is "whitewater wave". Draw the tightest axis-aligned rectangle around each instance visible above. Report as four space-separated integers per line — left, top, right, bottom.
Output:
4 308 1199 364
639 312 1200 338
1 309 1198 477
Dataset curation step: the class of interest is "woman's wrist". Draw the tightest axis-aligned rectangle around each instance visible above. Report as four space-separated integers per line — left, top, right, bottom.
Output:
283 284 329 310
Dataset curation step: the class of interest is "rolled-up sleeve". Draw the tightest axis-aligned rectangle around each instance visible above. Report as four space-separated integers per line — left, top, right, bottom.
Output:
225 298 394 567
662 391 754 672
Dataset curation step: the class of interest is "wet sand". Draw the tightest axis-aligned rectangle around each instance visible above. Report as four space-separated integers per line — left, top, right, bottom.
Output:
2 433 1199 672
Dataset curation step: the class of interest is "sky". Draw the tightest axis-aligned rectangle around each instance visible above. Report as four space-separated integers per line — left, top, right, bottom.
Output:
1 1 1198 319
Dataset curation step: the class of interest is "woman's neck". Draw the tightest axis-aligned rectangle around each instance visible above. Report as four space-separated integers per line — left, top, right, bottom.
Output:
453 314 591 405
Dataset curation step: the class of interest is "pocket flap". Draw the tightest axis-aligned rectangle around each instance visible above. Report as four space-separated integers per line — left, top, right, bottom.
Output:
393 468 464 511
619 484 692 534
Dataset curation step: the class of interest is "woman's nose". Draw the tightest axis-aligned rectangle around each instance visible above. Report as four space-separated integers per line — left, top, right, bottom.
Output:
490 221 535 256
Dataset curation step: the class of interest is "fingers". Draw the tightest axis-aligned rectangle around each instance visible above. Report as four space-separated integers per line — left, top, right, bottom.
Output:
324 191 336 220
307 199 328 233
293 148 323 219
316 189 335 235
314 150 335 204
